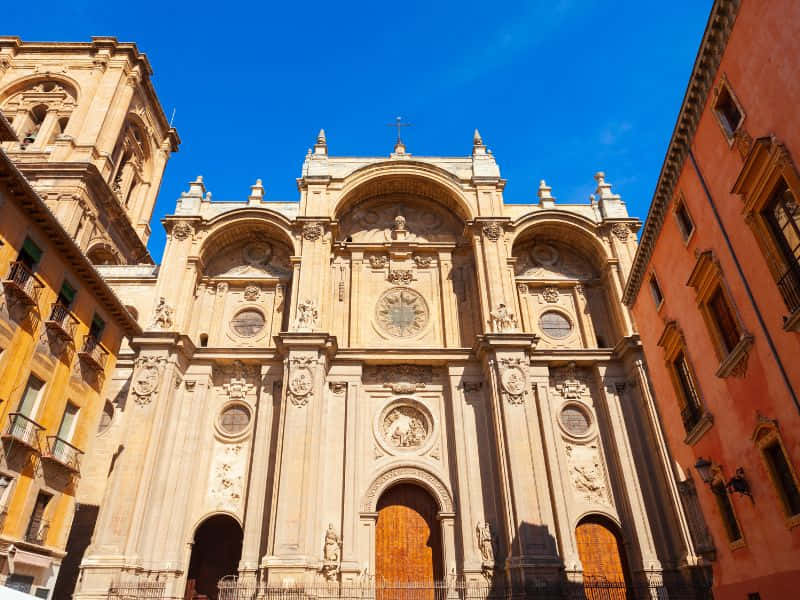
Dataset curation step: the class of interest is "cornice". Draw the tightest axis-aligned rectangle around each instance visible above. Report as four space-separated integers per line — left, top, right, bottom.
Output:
623 0 740 306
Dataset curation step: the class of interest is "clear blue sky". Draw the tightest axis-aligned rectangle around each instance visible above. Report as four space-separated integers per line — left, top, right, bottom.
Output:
7 1 712 263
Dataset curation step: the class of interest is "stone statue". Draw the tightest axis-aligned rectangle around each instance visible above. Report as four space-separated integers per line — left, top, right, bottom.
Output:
149 297 174 330
321 523 341 581
394 214 407 232
476 521 495 563
490 303 517 333
295 299 319 331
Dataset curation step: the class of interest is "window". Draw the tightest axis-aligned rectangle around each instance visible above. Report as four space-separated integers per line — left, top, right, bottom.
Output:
713 82 743 138
56 280 76 308
57 402 79 442
672 351 703 433
649 274 664 307
25 491 51 544
4 574 34 593
0 474 14 509
18 375 44 418
18 237 42 269
763 180 800 293
89 314 105 340
707 286 742 354
674 198 695 242
539 311 572 339
219 404 251 435
755 425 800 523
230 309 265 337
712 481 742 544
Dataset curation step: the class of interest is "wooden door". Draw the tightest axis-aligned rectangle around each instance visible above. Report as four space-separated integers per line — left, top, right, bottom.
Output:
375 484 442 598
575 518 629 600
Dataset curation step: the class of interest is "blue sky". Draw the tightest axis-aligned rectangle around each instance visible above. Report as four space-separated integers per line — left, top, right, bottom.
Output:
6 1 712 262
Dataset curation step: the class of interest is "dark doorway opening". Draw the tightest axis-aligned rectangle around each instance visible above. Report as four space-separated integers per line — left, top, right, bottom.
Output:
185 514 243 600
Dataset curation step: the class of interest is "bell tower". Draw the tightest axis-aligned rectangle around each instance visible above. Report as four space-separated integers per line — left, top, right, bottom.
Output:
0 36 179 264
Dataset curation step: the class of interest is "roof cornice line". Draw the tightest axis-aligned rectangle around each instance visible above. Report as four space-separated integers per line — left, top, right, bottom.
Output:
623 0 741 306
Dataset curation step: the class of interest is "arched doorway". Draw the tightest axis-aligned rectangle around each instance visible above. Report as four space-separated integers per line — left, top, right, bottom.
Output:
185 514 243 600
375 483 443 593
575 516 631 599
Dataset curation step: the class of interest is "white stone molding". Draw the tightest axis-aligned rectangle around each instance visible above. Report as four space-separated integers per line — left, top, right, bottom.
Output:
361 465 454 513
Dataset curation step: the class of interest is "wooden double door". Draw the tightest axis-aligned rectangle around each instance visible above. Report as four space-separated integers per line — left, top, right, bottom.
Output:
575 517 630 599
375 483 443 597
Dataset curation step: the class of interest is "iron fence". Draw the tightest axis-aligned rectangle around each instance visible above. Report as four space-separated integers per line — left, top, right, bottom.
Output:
108 581 168 600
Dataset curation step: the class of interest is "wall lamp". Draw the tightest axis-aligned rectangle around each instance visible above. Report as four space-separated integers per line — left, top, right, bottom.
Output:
694 457 753 502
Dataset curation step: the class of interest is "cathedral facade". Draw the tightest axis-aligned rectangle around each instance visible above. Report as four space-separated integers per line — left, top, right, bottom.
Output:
70 131 704 598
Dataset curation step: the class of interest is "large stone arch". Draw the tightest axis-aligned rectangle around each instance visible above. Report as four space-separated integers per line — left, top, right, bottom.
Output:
333 162 475 223
361 464 454 513
199 208 297 265
0 73 81 105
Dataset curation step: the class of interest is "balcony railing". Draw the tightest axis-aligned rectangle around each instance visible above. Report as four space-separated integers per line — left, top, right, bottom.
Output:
43 435 83 473
1 261 43 306
2 413 44 451
78 334 108 371
45 302 78 342
24 518 49 545
777 264 800 314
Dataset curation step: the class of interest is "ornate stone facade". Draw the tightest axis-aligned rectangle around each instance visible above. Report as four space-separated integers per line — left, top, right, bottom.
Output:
70 131 702 599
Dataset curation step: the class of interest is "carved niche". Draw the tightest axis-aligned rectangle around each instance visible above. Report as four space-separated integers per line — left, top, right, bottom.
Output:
132 355 165 406
363 364 434 394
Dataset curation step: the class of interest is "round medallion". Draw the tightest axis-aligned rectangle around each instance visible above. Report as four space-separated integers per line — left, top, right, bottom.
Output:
242 241 273 266
375 287 429 338
560 404 591 436
219 403 251 434
539 311 572 339
500 365 526 396
382 405 429 449
289 367 314 397
531 243 559 266
231 309 265 337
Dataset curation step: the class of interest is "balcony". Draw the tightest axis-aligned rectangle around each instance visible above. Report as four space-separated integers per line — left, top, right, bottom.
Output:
778 265 800 331
44 302 78 342
24 518 49 545
2 413 44 451
78 334 108 372
42 436 83 473
1 261 43 307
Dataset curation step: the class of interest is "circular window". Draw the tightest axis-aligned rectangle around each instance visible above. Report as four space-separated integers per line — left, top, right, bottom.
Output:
539 311 572 339
219 404 251 434
231 309 265 337
97 401 114 434
560 405 591 436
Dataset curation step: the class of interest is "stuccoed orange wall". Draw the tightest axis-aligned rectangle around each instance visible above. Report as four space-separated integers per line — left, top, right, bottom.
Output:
0 185 123 552
630 1 800 598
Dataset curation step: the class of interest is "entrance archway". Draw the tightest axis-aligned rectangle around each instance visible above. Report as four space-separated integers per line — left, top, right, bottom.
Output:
185 514 242 600
575 515 630 599
375 483 443 591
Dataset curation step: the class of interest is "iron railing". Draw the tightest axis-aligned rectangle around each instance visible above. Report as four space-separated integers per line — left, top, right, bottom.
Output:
45 302 78 341
108 581 167 600
3 412 44 450
777 264 800 314
43 435 83 473
24 517 49 545
79 334 108 371
2 261 43 306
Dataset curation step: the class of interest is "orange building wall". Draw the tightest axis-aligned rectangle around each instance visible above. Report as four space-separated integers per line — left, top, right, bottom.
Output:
630 1 800 598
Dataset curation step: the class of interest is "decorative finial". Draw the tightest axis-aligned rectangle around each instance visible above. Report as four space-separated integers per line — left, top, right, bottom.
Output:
317 129 326 144
473 129 483 146
249 178 265 202
538 179 554 206
314 129 328 155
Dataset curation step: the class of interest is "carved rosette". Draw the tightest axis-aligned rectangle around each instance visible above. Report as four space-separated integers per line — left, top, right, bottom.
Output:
243 284 260 301
497 358 528 405
301 222 324 241
482 222 502 241
611 222 630 242
375 288 429 338
542 286 559 303
132 355 166 406
288 355 317 407
171 221 193 241
363 364 433 393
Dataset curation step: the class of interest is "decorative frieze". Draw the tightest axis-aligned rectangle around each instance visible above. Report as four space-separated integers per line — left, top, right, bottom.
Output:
387 270 414 285
363 364 433 393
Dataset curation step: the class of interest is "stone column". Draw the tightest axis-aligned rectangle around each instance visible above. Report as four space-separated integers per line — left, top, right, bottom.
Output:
340 378 363 582
263 332 337 584
471 219 512 333
594 366 662 574
239 366 282 580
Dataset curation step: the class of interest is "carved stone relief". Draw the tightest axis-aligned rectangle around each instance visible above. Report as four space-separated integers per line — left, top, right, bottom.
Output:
565 443 610 505
205 239 291 279
482 222 502 241
387 270 415 285
541 286 559 303
288 354 317 406
363 364 433 393
209 444 246 511
514 241 594 280
302 222 324 241
222 360 256 401
375 288 429 338
497 357 527 405
171 221 193 241
243 284 260 301
148 297 174 330
490 303 518 333
413 255 434 268
368 254 388 269
339 197 460 243
294 299 319 331
551 363 590 401
382 405 429 449
132 355 165 406
611 222 631 242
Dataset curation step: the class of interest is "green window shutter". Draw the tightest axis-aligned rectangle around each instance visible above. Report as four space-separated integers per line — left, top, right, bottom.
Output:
21 238 43 263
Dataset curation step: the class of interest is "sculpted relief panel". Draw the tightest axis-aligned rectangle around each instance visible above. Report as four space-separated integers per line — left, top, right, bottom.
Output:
338 196 462 243
205 239 292 279
514 241 595 281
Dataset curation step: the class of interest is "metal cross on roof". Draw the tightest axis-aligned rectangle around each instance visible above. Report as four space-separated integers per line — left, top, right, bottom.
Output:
387 116 412 144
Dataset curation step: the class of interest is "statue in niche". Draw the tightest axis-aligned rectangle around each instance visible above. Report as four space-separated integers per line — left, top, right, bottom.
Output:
321 524 342 581
490 303 517 333
476 521 496 563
